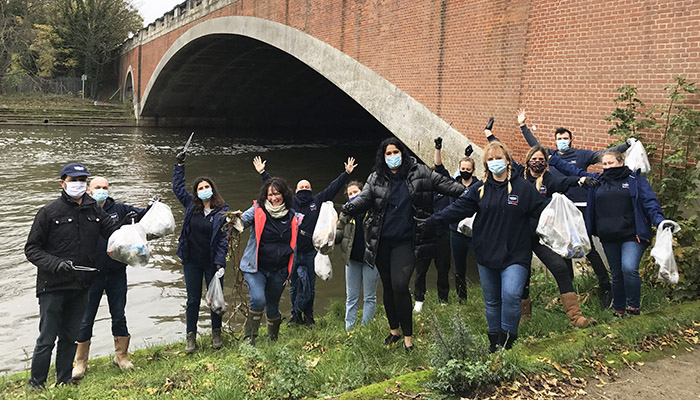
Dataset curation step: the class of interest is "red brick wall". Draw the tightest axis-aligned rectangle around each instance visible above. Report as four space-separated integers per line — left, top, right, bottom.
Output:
122 0 700 160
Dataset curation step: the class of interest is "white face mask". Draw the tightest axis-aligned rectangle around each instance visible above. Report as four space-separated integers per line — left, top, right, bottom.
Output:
64 181 87 199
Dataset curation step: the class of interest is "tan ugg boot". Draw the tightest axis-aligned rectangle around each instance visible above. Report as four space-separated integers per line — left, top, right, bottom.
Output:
561 292 597 328
113 336 134 369
71 341 91 379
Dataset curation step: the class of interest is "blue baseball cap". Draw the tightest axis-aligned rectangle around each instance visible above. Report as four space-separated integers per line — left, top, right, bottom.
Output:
60 163 90 178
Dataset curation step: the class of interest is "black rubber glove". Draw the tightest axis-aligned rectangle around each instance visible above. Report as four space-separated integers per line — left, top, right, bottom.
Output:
123 210 139 224
434 137 443 150
660 222 675 231
413 216 435 236
485 117 495 131
148 195 161 206
55 260 73 273
465 144 473 157
582 177 600 188
342 202 356 216
176 151 186 164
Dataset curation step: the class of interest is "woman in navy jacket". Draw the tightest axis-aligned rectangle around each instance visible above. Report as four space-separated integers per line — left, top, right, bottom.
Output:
426 141 548 352
173 155 230 353
549 150 675 316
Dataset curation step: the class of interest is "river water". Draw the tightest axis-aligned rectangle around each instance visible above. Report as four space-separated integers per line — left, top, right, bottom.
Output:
0 125 396 374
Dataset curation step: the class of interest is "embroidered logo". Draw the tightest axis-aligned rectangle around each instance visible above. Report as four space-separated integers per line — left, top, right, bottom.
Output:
508 195 519 206
539 185 548 195
622 182 630 189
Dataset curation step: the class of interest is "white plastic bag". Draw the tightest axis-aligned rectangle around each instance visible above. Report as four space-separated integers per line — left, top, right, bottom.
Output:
107 223 150 266
138 201 176 240
206 270 226 315
625 140 651 175
536 193 591 259
314 252 333 281
312 201 338 255
457 214 476 237
651 226 679 284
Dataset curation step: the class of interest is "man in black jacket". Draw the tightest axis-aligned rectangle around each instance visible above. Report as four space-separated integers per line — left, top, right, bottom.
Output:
24 163 119 388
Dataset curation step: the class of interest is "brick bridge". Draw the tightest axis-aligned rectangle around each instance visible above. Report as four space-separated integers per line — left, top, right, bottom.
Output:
119 0 700 165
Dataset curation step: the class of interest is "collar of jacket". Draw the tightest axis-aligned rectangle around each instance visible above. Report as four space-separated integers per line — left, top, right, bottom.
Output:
61 190 96 208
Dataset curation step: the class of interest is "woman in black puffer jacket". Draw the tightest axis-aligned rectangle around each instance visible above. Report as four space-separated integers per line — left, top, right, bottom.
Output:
343 138 464 351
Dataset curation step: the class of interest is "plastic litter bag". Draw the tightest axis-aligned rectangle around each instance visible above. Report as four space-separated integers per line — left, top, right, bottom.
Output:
536 193 591 259
651 226 679 285
314 252 333 281
138 201 176 240
312 201 338 255
457 213 476 237
625 140 651 175
206 271 226 315
107 223 150 266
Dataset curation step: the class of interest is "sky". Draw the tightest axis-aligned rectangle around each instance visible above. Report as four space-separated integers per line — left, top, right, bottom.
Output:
134 0 184 26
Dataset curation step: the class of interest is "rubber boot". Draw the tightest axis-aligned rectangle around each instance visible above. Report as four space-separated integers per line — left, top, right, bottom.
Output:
211 328 223 350
71 341 90 379
561 292 597 328
499 330 518 350
267 317 282 341
244 311 263 346
113 336 134 370
487 332 500 353
520 299 532 323
185 332 197 354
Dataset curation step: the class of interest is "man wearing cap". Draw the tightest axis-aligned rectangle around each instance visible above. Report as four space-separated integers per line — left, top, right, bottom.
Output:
25 163 119 388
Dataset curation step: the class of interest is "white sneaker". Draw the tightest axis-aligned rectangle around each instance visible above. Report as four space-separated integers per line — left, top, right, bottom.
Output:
414 301 423 312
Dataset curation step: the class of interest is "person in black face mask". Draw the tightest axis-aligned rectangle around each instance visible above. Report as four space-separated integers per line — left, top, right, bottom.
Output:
253 156 357 327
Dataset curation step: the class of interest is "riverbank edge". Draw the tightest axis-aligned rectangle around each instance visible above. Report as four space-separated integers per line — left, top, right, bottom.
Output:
339 299 700 399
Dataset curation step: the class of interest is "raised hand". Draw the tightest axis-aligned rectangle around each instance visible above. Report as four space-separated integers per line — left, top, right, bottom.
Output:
517 108 527 126
434 137 443 150
253 156 266 174
345 157 358 174
176 150 186 165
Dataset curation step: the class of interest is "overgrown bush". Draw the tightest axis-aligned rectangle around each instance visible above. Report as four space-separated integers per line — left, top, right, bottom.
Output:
606 77 700 300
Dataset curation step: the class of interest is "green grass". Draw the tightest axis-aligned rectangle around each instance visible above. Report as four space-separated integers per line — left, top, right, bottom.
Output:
1 270 698 399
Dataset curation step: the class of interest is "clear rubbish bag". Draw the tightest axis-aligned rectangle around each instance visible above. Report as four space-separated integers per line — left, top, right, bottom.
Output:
625 140 651 175
651 222 680 284
312 201 338 255
536 193 591 259
206 269 226 315
458 214 476 237
107 222 150 266
138 201 176 240
314 252 333 281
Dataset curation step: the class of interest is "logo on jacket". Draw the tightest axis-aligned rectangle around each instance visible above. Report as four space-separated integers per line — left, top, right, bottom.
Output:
507 195 519 206
539 185 548 195
110 212 119 221
309 203 317 212
622 182 630 189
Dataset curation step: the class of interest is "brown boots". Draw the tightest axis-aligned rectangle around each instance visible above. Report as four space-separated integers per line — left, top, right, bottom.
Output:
71 341 90 379
113 336 134 369
243 311 263 346
561 292 597 328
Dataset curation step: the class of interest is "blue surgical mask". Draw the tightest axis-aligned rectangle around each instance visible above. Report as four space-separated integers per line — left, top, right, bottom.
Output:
349 194 359 201
198 188 213 200
556 139 571 152
385 154 402 169
487 159 507 175
90 188 108 203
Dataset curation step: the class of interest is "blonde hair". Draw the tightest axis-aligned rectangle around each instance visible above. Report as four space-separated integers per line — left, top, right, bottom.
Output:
479 141 513 198
524 145 549 192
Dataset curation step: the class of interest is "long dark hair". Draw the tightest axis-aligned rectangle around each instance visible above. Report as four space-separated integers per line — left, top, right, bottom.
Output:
192 177 225 213
257 177 294 209
375 137 413 177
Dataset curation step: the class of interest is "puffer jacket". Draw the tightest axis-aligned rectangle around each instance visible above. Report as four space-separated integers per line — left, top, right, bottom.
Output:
25 191 119 296
335 212 367 266
343 158 465 266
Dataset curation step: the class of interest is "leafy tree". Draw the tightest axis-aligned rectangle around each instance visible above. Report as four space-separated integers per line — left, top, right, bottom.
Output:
50 0 142 98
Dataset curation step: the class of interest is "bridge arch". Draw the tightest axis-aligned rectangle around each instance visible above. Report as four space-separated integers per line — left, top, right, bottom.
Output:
123 66 135 112
140 16 479 166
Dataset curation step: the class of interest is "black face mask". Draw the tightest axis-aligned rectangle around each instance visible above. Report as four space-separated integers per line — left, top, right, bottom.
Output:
295 190 313 203
460 171 473 181
527 159 547 174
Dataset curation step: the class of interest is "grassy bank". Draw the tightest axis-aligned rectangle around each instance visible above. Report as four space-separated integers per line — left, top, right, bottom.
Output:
1 271 698 400
0 93 135 126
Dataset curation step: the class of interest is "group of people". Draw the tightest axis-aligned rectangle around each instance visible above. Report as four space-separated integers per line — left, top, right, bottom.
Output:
24 108 675 388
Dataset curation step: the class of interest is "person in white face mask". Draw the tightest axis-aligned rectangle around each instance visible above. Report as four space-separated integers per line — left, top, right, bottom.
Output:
25 163 119 389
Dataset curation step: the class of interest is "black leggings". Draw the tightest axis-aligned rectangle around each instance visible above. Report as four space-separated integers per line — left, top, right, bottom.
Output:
575 206 611 290
523 235 575 299
376 241 415 336
414 232 451 302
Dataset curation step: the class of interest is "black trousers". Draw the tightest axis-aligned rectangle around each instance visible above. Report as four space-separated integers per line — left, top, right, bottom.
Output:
523 236 575 299
574 206 611 290
376 240 415 337
413 232 451 302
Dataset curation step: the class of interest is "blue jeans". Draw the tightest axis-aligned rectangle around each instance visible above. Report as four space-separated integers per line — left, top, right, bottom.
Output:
450 232 473 299
477 264 528 335
244 267 288 319
76 270 128 342
183 262 222 334
345 260 379 330
29 290 88 387
601 241 645 311
290 250 317 317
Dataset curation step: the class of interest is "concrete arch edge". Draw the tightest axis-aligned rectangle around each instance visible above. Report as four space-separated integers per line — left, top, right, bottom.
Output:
139 16 481 168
